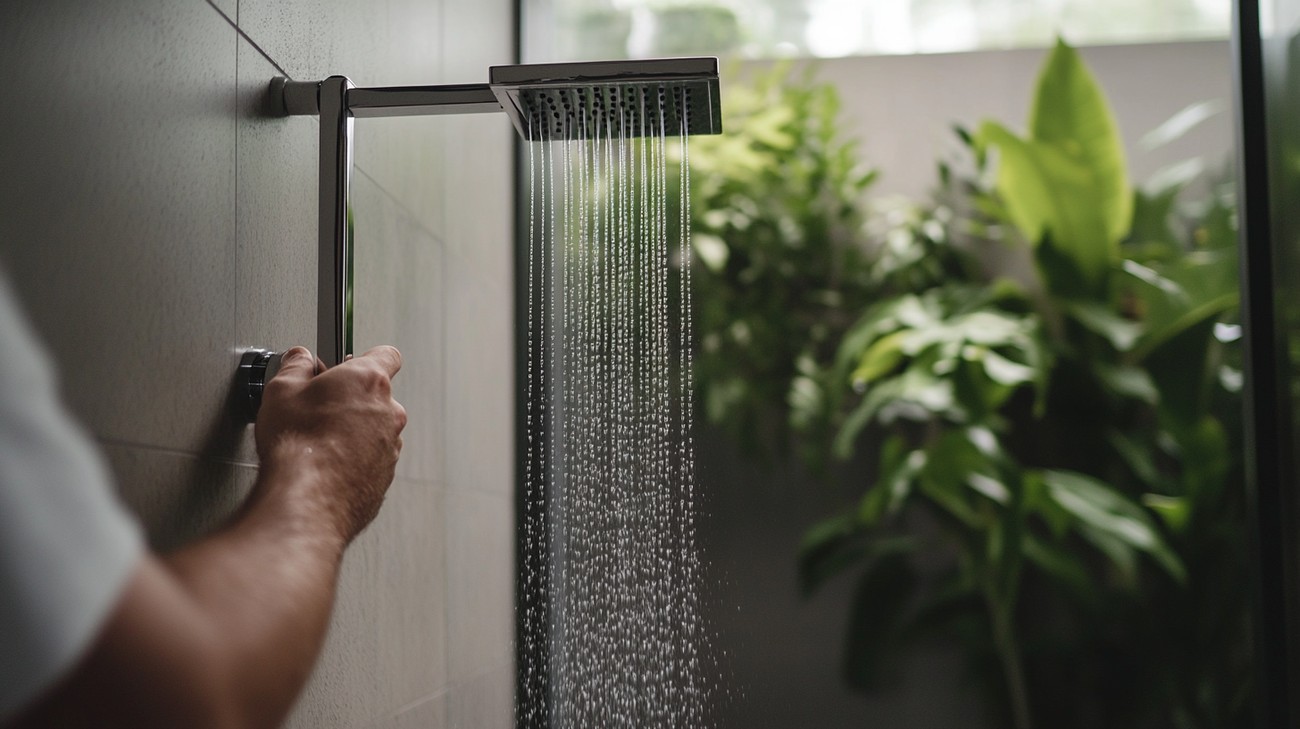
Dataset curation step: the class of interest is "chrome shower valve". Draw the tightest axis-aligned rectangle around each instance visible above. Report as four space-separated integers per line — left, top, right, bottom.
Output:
236 348 283 423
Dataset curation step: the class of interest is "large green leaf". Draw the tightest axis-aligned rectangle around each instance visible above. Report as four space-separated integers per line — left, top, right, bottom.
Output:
839 289 1045 443
850 330 908 384
980 124 1117 291
1064 300 1143 351
1030 40 1133 244
834 366 959 458
1130 247 1240 362
978 40 1132 292
1142 494 1193 534
1042 469 1186 583
860 447 925 524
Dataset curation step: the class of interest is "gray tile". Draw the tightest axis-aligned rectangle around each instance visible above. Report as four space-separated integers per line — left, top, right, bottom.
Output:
447 665 514 729
438 0 516 249
443 262 514 496
373 479 449 709
351 175 444 485
102 445 257 554
0 3 520 729
239 0 504 242
232 36 321 464
238 0 447 235
445 490 515 681
105 445 449 724
285 477 447 728
353 115 446 262
440 113 516 288
442 0 515 83
433 5 516 501
0 1 239 457
238 0 441 88
208 0 237 25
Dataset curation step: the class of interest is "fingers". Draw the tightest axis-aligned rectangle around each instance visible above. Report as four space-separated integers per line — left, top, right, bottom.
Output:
394 402 408 432
273 347 317 383
353 345 403 378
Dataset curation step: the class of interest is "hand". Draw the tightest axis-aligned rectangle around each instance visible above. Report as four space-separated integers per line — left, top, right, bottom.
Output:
254 345 407 543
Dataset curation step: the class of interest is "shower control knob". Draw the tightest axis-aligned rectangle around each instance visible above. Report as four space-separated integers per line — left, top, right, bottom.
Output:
236 348 283 423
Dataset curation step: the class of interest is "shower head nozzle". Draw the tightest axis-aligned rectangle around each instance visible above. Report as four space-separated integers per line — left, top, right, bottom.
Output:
489 57 721 141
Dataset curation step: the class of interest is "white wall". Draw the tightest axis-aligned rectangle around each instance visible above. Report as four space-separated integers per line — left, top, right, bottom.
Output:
754 40 1235 201
0 2 517 727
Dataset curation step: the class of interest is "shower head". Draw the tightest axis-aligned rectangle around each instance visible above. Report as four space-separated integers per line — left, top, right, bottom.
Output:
488 57 722 141
241 57 723 421
287 56 722 141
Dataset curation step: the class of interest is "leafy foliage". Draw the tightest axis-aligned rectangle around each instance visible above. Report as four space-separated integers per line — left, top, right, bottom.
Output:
685 42 1249 728
977 39 1133 294
685 63 880 457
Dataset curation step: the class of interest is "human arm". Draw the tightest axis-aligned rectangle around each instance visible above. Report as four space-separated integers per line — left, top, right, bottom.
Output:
7 345 407 729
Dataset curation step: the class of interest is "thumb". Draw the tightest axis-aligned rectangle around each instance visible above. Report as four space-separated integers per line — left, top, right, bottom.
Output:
273 346 317 382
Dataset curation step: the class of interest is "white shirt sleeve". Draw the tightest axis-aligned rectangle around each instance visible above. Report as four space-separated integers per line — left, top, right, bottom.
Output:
0 274 143 720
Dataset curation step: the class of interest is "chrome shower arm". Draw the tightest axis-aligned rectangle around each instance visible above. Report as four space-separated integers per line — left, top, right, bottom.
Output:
278 78 503 118
274 76 504 377
237 60 720 422
349 84 501 117
316 76 353 371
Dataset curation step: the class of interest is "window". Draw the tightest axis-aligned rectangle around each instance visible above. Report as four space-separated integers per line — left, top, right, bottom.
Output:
524 0 1231 61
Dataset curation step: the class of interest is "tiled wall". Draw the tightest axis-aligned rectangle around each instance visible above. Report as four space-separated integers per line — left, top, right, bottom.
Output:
0 2 516 727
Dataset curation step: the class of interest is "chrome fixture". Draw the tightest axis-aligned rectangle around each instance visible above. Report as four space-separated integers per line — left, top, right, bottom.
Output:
237 58 721 421
236 349 282 423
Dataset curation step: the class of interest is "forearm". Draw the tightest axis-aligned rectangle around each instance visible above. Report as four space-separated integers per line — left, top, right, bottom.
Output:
7 347 403 729
9 453 351 729
164 449 349 729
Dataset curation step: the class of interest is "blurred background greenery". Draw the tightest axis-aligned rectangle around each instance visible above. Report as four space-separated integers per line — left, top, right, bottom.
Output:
671 42 1249 728
523 0 1245 724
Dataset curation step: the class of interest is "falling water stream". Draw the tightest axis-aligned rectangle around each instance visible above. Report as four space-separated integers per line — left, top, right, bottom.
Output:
518 91 714 728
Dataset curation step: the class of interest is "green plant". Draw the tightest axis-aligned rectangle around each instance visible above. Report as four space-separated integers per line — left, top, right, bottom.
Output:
795 41 1248 729
685 63 879 458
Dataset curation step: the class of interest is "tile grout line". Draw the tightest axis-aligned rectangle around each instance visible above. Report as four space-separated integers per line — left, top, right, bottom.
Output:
353 163 512 302
96 435 449 490
97 434 448 491
352 165 447 248
205 0 291 79
203 0 231 25
231 3 241 407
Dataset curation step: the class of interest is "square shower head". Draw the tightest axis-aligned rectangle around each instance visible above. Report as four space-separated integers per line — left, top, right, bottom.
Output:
489 57 722 141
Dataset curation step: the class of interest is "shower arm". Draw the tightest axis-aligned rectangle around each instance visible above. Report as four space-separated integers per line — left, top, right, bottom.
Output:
288 76 504 369
236 76 506 423
235 59 720 422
